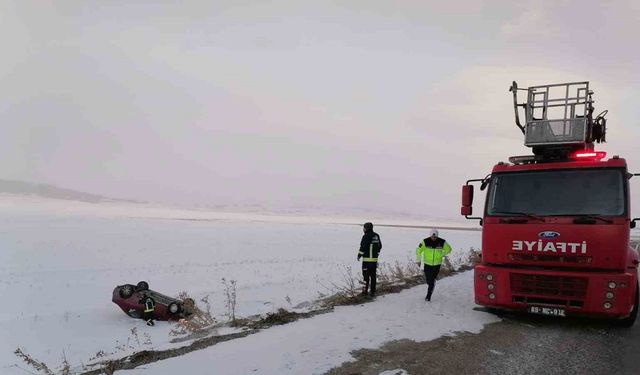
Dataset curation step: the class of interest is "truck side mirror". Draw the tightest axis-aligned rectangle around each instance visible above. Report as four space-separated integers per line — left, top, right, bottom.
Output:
630 175 639 227
462 178 485 224
461 185 474 216
462 184 474 207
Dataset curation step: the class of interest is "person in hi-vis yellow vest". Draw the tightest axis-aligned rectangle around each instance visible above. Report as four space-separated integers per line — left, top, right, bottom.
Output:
415 228 452 301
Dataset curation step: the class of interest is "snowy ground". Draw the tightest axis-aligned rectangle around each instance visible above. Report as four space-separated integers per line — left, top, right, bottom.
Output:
0 195 491 374
139 271 498 375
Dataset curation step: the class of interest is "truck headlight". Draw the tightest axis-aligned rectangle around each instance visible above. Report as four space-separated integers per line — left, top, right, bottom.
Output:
608 281 617 289
605 291 614 299
603 302 612 309
486 274 494 281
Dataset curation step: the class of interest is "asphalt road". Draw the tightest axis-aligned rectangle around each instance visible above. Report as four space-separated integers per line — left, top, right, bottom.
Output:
466 312 640 375
326 305 640 375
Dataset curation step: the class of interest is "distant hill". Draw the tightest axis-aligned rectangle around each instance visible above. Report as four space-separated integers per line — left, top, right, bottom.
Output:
0 179 138 204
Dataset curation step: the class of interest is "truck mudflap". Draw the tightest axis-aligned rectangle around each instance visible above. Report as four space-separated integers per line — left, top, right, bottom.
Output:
474 264 638 320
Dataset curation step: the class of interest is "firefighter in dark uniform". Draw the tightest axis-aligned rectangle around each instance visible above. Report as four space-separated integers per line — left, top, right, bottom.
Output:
416 228 452 301
139 293 156 326
358 222 382 297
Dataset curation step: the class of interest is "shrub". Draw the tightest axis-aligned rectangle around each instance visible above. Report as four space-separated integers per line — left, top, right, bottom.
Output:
222 278 237 324
169 292 216 336
14 347 53 375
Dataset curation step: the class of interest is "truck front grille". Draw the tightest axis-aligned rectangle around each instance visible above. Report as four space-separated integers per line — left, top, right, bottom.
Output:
510 273 588 299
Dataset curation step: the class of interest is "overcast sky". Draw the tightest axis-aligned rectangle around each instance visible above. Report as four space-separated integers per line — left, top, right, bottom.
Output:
2 1 639 219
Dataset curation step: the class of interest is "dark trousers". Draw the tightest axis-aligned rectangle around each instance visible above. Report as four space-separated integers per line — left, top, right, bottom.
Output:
142 311 154 323
423 264 441 300
362 262 377 295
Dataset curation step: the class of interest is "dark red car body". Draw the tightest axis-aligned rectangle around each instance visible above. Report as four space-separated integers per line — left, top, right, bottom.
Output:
112 282 192 321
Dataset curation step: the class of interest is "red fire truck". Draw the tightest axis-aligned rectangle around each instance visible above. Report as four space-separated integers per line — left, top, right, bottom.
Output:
461 81 639 326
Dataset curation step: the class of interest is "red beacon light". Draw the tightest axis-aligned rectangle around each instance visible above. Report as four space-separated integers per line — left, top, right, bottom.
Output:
571 151 607 161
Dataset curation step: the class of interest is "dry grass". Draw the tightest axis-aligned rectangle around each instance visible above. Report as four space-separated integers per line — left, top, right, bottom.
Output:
169 292 216 337
251 308 300 328
438 256 455 278
222 278 238 324
60 350 71 375
317 260 422 308
378 260 423 287
318 265 361 299
319 248 480 309
14 347 54 375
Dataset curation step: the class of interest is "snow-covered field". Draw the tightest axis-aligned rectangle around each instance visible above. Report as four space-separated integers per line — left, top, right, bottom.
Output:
0 196 491 374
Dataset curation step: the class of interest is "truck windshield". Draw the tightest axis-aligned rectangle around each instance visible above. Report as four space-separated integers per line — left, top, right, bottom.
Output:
486 169 625 217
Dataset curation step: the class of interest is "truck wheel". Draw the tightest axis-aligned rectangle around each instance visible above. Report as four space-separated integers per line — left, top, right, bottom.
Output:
119 284 135 298
617 283 639 327
136 281 149 291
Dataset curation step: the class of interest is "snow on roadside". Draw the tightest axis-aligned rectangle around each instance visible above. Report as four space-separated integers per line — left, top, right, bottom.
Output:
0 196 483 374
136 271 500 375
379 370 409 375
378 369 410 375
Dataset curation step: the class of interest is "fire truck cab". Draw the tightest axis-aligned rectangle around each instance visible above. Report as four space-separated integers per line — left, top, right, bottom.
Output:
461 81 639 326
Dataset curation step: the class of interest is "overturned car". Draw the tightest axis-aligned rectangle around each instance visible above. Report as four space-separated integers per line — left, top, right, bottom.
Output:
112 281 193 321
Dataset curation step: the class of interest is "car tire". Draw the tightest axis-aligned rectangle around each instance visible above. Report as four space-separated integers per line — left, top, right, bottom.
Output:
119 284 135 298
136 281 149 291
168 302 181 315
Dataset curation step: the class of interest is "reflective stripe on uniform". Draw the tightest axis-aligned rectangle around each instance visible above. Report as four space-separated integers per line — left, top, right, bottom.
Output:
364 242 378 262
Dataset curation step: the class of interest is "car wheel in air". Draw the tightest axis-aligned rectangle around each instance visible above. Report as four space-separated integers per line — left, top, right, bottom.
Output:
119 284 135 298
168 302 181 315
136 281 149 291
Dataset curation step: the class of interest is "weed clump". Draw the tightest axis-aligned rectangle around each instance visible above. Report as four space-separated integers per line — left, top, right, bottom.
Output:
318 265 361 299
253 308 300 328
438 256 455 278
221 278 238 324
169 292 216 336
14 348 54 375
318 247 481 309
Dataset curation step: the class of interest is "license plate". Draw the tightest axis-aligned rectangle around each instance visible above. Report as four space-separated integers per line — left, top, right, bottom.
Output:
528 306 566 317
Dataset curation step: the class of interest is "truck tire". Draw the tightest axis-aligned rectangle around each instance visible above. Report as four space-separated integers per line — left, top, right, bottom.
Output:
617 283 638 327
